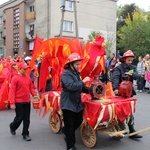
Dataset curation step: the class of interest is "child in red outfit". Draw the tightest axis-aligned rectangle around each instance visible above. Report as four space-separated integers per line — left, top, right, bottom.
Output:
9 62 38 141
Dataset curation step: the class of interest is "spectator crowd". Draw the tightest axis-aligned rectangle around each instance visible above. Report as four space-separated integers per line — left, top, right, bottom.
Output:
105 52 150 94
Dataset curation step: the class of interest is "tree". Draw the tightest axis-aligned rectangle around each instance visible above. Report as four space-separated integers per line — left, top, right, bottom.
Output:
146 12 150 21
88 31 115 59
88 31 102 42
117 10 150 61
117 3 140 30
116 3 142 51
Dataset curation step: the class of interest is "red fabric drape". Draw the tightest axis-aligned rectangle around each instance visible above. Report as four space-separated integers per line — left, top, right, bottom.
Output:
32 36 43 56
39 91 136 129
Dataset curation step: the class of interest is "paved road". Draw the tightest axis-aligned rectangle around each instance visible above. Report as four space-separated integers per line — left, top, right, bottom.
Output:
0 91 150 150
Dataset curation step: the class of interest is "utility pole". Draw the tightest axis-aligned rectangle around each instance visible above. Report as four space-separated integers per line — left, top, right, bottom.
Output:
59 0 79 38
74 0 79 38
47 0 50 39
60 0 66 37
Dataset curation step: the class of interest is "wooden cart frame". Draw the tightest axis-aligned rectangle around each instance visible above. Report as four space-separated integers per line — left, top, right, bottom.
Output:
48 110 127 148
40 92 136 148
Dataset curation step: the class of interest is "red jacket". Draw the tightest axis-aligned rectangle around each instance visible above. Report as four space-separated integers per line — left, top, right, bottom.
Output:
9 74 37 106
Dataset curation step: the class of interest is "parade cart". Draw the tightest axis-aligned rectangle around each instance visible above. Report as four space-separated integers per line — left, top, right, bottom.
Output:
29 37 150 148
37 90 136 148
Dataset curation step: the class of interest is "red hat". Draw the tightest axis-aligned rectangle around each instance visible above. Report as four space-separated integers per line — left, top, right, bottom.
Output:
122 50 135 58
18 62 30 69
64 52 83 69
16 56 21 62
10 61 16 66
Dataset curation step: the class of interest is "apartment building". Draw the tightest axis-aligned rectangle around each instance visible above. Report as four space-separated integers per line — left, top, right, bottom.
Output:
0 0 117 57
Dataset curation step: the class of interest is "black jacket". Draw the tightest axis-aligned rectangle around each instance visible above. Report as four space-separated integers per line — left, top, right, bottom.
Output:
112 63 138 96
60 67 89 112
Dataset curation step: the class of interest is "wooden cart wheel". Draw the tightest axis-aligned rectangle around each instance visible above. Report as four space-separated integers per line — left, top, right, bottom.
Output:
80 122 97 148
49 112 62 133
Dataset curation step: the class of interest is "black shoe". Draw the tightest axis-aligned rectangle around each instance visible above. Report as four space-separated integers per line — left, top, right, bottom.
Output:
68 146 77 150
128 125 143 139
9 124 16 135
129 134 143 139
23 135 31 141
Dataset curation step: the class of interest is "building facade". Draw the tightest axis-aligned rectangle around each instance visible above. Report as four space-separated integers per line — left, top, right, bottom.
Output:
0 0 117 57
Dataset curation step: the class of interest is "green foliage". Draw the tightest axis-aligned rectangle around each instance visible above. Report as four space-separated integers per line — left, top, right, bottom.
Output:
88 31 115 59
81 40 86 47
104 32 116 59
117 10 150 63
147 13 150 21
117 3 141 30
88 31 102 42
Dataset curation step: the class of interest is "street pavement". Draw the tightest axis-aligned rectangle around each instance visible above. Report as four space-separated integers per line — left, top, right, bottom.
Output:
0 91 150 150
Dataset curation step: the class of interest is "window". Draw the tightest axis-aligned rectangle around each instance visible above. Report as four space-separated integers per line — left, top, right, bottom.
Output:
13 33 19 48
0 32 2 40
30 5 34 12
63 20 73 32
30 24 34 30
0 16 2 25
14 9 19 13
0 48 3 55
60 0 65 7
29 41 34 50
65 1 73 11
14 8 19 28
28 24 34 38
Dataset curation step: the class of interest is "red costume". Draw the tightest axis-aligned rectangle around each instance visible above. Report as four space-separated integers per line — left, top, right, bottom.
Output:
9 74 37 107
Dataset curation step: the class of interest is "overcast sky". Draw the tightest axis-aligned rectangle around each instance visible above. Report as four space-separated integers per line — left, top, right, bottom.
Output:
0 0 9 5
0 0 149 11
117 0 150 11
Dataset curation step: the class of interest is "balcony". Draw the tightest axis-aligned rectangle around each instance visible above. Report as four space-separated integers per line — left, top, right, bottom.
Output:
25 31 35 41
25 11 36 21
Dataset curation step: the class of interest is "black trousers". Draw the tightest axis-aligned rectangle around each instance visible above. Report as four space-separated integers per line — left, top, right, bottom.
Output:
127 115 134 126
62 109 83 150
137 76 145 90
10 102 31 136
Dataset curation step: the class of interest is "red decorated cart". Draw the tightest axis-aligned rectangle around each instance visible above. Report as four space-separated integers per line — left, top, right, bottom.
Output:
36 90 136 148
29 37 150 148
29 36 142 147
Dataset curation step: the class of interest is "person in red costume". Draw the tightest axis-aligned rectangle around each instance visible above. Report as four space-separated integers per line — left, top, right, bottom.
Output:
38 53 52 92
9 61 18 81
6 61 18 109
9 62 38 141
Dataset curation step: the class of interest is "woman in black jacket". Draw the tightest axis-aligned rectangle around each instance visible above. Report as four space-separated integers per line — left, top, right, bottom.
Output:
112 50 142 139
60 52 90 150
